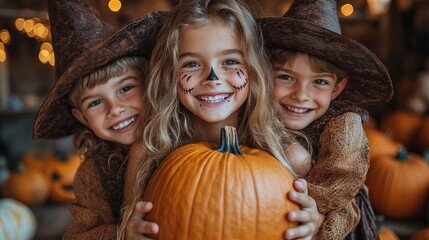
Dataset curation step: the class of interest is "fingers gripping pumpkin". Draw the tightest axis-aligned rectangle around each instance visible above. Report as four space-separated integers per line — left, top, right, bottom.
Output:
144 126 299 240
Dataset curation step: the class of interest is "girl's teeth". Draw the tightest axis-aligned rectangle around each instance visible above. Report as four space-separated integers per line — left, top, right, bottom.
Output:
199 94 228 103
112 116 136 130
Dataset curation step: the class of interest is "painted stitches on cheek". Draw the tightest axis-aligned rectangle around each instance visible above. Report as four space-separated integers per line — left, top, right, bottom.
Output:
233 67 248 91
179 72 194 94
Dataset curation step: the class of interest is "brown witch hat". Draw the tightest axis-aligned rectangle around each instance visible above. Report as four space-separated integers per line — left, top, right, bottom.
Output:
257 0 393 107
33 0 166 140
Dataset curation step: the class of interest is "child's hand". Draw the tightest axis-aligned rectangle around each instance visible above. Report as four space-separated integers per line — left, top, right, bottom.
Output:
125 201 159 240
284 179 324 240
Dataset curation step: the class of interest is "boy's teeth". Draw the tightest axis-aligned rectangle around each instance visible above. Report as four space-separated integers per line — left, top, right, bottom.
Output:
198 94 229 103
112 116 137 130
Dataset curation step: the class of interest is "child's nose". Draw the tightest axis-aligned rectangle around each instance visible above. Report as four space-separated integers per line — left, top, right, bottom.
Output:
108 104 126 118
206 67 219 81
202 67 222 87
292 84 310 102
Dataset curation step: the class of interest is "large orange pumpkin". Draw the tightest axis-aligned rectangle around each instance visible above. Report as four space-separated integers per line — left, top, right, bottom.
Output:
366 148 429 218
144 126 299 239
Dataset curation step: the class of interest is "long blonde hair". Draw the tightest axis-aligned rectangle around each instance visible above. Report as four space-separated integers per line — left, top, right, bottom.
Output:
118 0 303 237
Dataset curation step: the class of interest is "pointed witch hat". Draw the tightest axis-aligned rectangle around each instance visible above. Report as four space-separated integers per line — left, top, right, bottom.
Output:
33 0 166 139
257 0 393 107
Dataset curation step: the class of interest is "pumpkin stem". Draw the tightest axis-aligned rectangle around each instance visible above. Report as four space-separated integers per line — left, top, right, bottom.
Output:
396 147 408 161
216 126 244 155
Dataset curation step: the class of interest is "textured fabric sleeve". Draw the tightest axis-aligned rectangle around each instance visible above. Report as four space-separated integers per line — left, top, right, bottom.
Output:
306 112 370 213
316 200 360 239
62 158 117 240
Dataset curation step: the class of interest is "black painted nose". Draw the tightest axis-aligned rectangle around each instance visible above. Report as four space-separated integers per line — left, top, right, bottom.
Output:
206 67 219 81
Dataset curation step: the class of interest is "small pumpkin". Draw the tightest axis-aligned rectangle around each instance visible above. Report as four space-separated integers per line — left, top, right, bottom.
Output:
0 198 37 240
380 110 423 147
44 153 81 203
379 226 399 240
364 128 403 160
366 148 429 218
144 126 299 239
2 164 49 206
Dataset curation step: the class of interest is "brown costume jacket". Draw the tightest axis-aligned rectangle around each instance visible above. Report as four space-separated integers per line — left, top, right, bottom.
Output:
63 144 126 240
303 100 378 240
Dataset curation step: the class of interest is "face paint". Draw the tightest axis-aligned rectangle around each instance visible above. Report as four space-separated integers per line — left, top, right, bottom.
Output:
179 72 195 94
177 21 250 125
207 67 219 81
231 67 248 90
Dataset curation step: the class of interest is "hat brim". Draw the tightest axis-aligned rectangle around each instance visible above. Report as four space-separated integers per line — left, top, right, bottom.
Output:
33 12 167 139
257 16 393 107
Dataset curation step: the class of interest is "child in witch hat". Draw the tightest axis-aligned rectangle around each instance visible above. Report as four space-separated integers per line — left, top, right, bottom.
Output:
32 0 165 238
258 0 393 239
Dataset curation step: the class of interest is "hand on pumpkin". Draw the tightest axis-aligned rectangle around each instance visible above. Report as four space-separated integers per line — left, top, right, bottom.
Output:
125 201 159 240
284 178 324 240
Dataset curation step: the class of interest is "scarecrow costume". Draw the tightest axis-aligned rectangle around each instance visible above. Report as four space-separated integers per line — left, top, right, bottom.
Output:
32 0 165 238
258 0 393 239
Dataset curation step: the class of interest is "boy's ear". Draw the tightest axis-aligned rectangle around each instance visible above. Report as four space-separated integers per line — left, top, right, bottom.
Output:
71 108 90 128
331 77 348 100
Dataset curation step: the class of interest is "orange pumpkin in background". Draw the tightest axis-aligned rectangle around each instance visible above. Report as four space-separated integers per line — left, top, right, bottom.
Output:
2 164 49 206
379 226 399 240
44 153 81 203
376 215 399 240
364 128 403 160
22 149 59 173
144 126 299 240
366 148 429 218
380 110 423 147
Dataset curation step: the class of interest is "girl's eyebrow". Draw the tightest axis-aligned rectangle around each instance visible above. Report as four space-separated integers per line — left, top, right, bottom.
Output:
219 48 243 56
179 52 200 59
179 49 243 59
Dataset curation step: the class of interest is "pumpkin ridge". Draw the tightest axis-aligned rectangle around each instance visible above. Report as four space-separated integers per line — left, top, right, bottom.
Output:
242 154 259 239
220 149 227 239
187 150 216 239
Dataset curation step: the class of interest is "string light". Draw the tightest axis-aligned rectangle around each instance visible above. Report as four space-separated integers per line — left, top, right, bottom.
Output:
108 0 122 12
341 4 354 17
0 43 6 62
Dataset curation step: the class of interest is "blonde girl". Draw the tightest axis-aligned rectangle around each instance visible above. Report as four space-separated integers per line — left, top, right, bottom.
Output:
119 0 320 239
